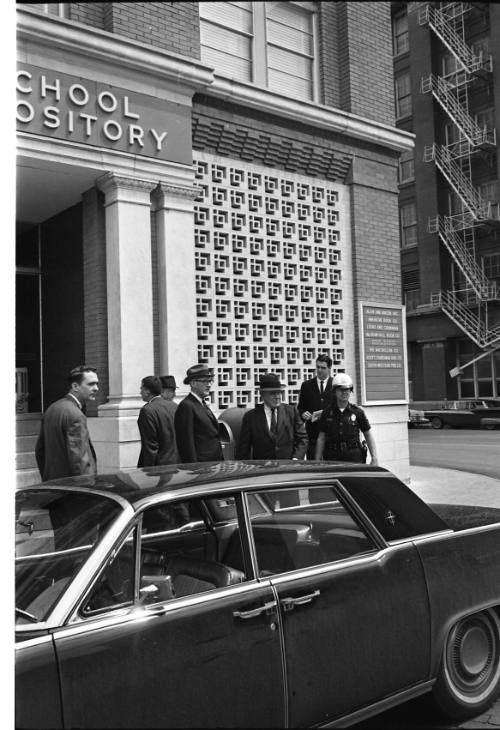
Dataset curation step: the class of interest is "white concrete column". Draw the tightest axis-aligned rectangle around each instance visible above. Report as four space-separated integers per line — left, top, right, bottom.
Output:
153 183 199 395
89 172 156 471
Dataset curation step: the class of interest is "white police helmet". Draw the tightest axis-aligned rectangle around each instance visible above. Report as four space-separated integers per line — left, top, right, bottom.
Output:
332 373 353 389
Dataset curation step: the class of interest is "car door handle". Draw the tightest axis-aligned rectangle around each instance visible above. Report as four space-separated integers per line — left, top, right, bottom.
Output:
281 589 320 612
233 600 276 619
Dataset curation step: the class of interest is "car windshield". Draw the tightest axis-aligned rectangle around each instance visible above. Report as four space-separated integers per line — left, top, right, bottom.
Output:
16 489 123 625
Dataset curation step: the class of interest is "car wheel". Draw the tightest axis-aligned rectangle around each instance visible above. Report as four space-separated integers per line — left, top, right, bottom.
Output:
432 609 500 720
431 416 444 429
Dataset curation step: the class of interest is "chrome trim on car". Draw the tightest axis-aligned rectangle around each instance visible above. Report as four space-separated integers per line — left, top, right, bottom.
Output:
15 634 53 649
51 578 271 635
411 523 500 544
317 680 435 728
388 529 454 546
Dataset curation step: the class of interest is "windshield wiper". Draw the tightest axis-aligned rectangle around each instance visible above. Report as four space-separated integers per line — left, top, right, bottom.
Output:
16 607 38 623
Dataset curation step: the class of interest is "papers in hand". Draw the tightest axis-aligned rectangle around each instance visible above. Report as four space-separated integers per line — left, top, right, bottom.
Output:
311 410 323 423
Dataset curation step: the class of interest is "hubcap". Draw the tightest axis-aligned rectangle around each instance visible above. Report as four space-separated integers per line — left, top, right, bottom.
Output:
445 611 500 703
458 626 490 676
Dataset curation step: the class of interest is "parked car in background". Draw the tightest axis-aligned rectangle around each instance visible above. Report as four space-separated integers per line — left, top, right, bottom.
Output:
424 398 500 430
408 407 430 428
16 461 500 729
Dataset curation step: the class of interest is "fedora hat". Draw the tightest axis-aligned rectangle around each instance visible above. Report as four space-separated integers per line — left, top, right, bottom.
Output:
258 373 285 391
159 375 177 390
183 364 214 385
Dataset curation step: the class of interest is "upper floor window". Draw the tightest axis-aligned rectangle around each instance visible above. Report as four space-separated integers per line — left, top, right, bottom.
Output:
404 288 421 312
478 180 499 202
398 149 415 184
392 12 409 55
441 51 460 79
41 3 68 17
395 73 412 119
200 1 318 102
400 202 417 247
475 107 495 131
482 252 500 282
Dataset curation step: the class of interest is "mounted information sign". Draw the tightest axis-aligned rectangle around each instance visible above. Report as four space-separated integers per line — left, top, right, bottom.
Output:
359 301 408 405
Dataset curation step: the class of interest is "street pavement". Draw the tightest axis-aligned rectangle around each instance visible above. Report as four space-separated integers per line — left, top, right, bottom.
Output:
353 464 500 730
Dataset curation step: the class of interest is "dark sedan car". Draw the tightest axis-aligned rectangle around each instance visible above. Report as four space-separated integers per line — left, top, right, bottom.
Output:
424 398 500 429
16 461 500 728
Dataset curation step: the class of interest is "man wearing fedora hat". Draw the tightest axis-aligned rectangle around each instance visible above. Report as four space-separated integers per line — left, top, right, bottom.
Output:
160 375 177 406
236 373 307 462
174 364 224 463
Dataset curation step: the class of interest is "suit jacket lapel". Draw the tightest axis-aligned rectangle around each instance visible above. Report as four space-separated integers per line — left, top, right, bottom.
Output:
191 393 217 426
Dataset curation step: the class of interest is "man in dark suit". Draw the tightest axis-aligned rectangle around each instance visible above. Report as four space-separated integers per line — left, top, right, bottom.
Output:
35 365 99 481
160 375 177 406
236 373 308 461
297 353 333 460
137 376 179 467
174 364 224 463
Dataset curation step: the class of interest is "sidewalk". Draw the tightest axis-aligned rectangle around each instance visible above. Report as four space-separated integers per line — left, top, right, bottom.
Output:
409 465 500 507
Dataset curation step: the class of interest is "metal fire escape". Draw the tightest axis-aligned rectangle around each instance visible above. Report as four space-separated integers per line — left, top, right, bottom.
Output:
418 2 500 352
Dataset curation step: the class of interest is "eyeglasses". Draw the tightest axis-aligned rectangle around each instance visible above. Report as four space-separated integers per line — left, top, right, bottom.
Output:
337 387 353 393
195 379 214 385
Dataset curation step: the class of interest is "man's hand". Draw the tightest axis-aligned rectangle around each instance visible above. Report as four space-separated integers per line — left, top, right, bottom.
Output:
302 410 312 421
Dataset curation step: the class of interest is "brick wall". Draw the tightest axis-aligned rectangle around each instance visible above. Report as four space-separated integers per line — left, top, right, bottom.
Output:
82 188 108 416
101 1 200 58
69 3 105 29
335 2 395 126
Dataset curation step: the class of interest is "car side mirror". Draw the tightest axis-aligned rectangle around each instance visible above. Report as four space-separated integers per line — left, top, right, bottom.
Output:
139 575 175 604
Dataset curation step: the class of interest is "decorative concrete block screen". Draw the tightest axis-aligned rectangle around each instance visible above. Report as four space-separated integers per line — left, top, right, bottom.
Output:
193 152 347 410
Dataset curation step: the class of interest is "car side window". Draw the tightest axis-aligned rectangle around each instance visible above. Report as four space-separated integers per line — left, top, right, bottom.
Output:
246 485 377 577
139 496 247 605
82 528 137 614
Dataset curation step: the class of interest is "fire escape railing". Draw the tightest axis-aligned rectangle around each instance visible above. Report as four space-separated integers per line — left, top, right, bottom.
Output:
419 1 499 355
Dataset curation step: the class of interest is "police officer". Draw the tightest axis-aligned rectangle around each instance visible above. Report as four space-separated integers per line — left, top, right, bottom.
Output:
314 373 379 465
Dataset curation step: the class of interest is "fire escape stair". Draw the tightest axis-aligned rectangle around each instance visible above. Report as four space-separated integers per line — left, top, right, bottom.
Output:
418 3 491 74
428 215 496 300
421 73 496 149
419 2 499 362
424 143 498 223
431 291 500 349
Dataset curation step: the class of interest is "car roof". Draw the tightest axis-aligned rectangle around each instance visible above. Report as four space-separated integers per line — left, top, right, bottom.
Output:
18 461 388 507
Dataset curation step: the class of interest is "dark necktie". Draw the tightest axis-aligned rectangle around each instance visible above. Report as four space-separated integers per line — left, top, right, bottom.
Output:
320 381 324 396
204 399 216 422
270 407 278 435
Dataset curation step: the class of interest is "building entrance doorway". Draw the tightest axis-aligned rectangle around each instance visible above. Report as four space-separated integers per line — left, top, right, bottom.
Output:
16 223 42 414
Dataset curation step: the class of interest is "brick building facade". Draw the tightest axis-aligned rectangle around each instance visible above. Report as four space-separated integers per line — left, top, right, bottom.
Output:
16 2 412 484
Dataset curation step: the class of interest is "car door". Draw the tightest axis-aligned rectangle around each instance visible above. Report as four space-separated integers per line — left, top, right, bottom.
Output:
53 492 285 729
244 481 432 727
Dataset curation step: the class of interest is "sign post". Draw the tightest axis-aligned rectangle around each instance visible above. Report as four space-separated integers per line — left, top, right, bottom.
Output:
359 301 408 405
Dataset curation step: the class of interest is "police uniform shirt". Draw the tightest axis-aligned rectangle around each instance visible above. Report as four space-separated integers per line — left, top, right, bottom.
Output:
318 402 370 446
